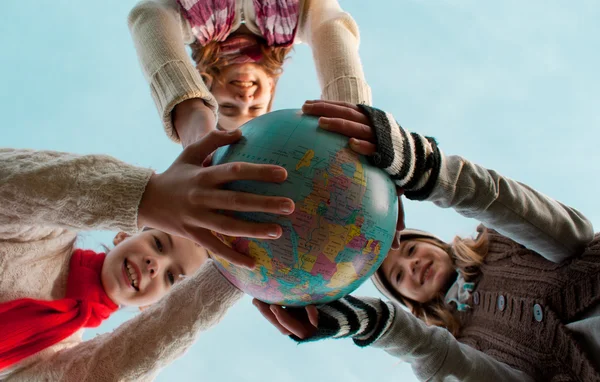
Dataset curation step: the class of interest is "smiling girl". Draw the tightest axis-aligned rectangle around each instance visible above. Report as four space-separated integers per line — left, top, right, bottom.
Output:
128 0 371 146
0 130 296 381
254 100 600 382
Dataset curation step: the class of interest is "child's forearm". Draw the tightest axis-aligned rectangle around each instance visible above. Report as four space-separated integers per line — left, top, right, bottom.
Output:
173 99 217 148
11 261 243 381
0 148 153 234
128 0 217 143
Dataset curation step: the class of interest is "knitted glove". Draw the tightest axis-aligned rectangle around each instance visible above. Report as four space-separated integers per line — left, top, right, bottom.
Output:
357 104 442 201
292 296 396 347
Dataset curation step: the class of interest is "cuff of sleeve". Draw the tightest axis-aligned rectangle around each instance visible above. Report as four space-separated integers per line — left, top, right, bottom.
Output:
321 76 372 106
109 165 155 234
150 60 218 143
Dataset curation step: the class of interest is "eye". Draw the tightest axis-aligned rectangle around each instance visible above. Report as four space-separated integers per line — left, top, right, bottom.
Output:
407 244 416 257
220 104 234 109
153 236 163 253
250 106 263 111
395 269 403 285
167 271 175 285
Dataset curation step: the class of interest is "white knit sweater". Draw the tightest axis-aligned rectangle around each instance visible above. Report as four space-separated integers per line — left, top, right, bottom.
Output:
0 148 242 381
128 0 372 142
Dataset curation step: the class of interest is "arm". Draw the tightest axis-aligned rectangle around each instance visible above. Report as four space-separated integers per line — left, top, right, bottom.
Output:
298 0 372 105
0 148 153 235
11 261 244 382
359 105 594 262
309 297 533 382
128 0 216 143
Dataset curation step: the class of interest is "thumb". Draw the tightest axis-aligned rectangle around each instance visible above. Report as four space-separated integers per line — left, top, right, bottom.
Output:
183 129 242 164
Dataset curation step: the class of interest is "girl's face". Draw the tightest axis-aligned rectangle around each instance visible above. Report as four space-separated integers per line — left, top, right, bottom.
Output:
211 63 275 131
101 229 208 307
380 240 455 303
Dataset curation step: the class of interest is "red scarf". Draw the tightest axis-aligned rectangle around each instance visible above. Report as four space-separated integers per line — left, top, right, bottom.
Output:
0 249 117 370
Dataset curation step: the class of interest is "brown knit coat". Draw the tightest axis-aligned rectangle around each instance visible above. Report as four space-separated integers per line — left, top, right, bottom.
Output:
457 227 600 381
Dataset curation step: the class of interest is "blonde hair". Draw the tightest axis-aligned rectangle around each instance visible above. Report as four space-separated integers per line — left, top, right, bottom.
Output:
190 40 293 112
392 231 488 335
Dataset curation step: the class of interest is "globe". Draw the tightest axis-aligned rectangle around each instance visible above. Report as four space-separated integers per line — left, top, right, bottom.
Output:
211 109 398 306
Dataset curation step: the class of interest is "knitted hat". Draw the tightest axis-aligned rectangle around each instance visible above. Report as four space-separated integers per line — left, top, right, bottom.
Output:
371 229 446 304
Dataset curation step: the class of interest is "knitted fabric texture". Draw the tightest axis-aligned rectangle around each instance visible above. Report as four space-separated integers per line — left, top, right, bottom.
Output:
177 0 299 46
0 249 117 370
457 227 600 381
358 105 442 201
292 296 396 347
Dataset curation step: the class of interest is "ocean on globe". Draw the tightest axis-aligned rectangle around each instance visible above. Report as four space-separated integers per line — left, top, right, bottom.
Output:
211 109 398 306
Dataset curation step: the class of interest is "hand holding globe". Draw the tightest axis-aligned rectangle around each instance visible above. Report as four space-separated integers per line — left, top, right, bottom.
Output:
210 105 400 306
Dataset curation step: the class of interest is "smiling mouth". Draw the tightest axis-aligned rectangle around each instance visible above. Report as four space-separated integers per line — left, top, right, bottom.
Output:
420 263 433 285
231 80 255 88
123 259 140 292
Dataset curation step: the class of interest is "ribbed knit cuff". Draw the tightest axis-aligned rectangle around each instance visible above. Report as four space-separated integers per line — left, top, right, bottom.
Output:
321 76 373 106
357 105 442 201
150 60 217 143
292 296 395 347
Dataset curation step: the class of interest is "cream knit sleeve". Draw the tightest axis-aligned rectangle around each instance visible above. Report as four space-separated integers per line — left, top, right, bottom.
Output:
128 0 217 143
9 261 244 382
0 148 153 234
298 0 372 105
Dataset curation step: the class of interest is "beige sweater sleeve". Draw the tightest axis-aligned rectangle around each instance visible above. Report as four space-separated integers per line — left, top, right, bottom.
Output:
10 261 243 382
128 0 217 143
0 148 153 234
298 0 372 105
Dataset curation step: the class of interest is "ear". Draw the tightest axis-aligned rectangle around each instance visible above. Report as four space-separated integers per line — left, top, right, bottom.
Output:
113 232 130 246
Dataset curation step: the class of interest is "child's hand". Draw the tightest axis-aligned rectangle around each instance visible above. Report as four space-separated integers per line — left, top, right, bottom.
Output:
302 100 377 155
138 130 295 269
302 100 406 249
252 299 318 340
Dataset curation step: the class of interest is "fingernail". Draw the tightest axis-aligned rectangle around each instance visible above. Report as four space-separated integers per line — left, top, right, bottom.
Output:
301 104 313 112
318 118 329 129
227 129 240 135
349 138 360 147
273 168 287 181
280 201 294 214
268 228 281 238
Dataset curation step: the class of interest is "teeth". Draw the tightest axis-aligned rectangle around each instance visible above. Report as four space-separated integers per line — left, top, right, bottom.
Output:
232 80 254 88
125 261 139 289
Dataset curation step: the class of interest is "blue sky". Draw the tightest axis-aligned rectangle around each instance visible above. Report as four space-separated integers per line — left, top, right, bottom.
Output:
2 0 599 381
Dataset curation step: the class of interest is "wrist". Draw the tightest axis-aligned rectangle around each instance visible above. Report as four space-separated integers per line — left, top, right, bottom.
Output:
137 173 159 229
173 98 216 148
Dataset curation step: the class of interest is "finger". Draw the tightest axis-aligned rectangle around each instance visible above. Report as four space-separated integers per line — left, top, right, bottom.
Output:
184 129 242 164
348 138 377 156
304 99 360 108
252 299 292 335
396 190 406 232
270 305 314 339
305 305 319 328
319 117 375 142
302 101 369 125
202 151 214 167
391 231 402 250
188 228 256 269
201 162 288 185
199 212 284 240
201 190 295 215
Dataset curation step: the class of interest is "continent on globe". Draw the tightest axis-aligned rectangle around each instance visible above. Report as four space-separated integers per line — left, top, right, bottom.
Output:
211 109 398 306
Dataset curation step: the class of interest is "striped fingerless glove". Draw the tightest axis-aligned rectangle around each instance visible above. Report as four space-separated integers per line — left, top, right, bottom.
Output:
292 296 396 347
357 104 442 201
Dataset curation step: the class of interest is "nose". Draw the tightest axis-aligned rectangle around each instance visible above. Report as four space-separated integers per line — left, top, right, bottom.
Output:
409 258 420 278
145 257 160 279
235 89 254 103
